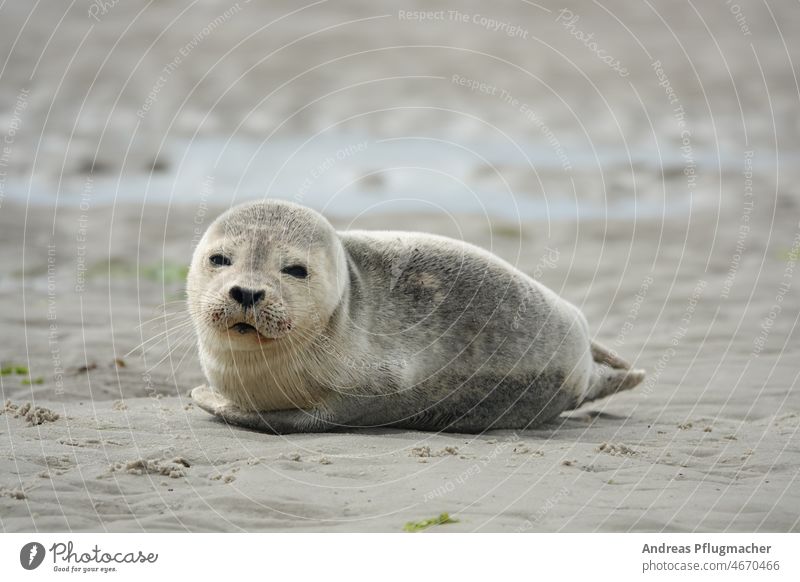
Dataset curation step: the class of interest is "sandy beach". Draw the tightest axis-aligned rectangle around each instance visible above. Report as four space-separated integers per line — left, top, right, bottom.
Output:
2 201 799 532
1 0 799 532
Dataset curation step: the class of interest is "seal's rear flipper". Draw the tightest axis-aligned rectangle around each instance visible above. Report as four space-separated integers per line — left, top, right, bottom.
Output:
579 339 645 405
581 366 646 405
590 340 631 369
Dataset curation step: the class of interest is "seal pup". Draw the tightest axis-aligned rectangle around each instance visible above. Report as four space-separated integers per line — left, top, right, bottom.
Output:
188 199 645 433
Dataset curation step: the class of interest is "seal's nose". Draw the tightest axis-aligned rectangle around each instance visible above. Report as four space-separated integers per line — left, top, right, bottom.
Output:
229 285 265 308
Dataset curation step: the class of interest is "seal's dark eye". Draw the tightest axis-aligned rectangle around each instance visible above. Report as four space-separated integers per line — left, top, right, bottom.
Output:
281 265 308 279
209 254 232 266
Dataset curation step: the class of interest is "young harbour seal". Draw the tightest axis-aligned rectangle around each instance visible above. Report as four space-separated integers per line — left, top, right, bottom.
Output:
188 200 645 433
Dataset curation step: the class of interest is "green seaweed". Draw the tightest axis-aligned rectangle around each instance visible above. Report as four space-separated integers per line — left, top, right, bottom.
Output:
86 258 188 284
781 248 800 262
140 262 189 284
403 512 459 532
490 223 527 240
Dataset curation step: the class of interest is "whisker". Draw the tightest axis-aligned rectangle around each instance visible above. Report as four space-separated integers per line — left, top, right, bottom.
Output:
143 331 198 373
126 320 196 357
135 311 191 330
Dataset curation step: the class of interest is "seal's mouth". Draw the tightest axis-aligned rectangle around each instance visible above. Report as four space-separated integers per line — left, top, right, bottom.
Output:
230 322 257 334
228 322 273 342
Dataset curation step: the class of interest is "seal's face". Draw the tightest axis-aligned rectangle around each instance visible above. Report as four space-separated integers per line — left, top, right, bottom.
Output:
187 201 347 353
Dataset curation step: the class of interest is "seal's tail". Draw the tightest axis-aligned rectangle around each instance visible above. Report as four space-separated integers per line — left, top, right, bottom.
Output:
580 340 646 405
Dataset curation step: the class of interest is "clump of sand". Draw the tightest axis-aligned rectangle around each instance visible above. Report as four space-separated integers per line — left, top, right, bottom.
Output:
111 457 191 479
597 442 637 456
409 446 459 458
278 452 302 462
512 444 544 456
210 472 236 483
209 466 240 483
3 400 60 426
1 487 27 500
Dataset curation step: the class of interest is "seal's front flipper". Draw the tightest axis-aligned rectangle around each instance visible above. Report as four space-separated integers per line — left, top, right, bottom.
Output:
191 385 232 416
191 385 279 432
191 385 337 434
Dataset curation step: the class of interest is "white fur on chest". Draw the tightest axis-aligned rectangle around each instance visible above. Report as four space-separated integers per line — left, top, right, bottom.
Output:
199 344 325 411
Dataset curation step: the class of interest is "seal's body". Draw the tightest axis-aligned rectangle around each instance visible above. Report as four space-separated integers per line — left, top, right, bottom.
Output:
188 200 644 433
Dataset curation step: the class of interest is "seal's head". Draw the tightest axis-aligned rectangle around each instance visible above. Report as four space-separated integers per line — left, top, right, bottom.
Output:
187 200 348 354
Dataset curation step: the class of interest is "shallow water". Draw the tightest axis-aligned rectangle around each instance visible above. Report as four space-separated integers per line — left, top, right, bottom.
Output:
5 135 778 221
